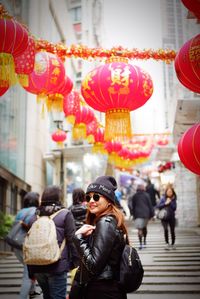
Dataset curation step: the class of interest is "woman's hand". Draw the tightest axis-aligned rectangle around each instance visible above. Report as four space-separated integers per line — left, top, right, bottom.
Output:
75 224 96 236
165 197 171 205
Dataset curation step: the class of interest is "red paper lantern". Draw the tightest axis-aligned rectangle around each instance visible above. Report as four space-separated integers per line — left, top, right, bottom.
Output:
181 0 200 19
81 57 153 141
178 123 200 175
156 135 169 146
47 75 73 112
14 36 36 86
0 85 9 96
51 129 67 147
0 18 29 56
0 18 29 86
22 51 65 98
104 141 122 154
175 34 200 94
92 127 107 154
72 105 95 140
86 118 98 143
63 90 82 125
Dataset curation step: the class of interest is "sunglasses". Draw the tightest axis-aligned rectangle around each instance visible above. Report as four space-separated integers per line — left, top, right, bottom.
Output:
85 193 101 202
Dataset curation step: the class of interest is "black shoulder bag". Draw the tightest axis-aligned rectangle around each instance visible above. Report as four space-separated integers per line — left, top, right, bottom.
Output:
119 237 144 293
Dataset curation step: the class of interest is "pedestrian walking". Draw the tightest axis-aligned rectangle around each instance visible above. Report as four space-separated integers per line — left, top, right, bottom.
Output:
13 191 41 299
130 183 154 250
156 185 177 250
69 175 128 299
27 185 79 299
69 188 87 230
145 178 160 208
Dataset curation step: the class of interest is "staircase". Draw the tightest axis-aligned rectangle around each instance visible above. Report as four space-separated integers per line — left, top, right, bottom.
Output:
0 220 200 299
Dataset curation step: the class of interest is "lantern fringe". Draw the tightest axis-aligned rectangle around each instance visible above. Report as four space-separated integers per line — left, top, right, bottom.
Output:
105 109 132 141
66 115 75 125
46 94 64 112
0 53 17 86
92 143 107 155
86 135 94 144
37 94 48 118
17 74 29 87
72 123 86 140
56 141 64 148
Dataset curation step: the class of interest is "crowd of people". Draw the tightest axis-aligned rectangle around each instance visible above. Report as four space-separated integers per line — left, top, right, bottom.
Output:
10 174 177 299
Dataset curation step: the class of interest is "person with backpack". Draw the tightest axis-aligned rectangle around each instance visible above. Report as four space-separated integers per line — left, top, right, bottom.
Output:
13 191 41 299
25 185 79 299
69 175 129 299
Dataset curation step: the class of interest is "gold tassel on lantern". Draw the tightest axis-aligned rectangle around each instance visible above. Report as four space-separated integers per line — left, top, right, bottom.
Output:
66 115 75 125
72 123 86 140
92 143 107 155
105 108 132 141
37 93 48 118
46 94 64 112
17 74 29 87
0 53 17 86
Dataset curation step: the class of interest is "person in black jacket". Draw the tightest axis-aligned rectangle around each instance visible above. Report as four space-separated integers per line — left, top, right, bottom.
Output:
69 176 128 299
69 188 87 230
145 178 160 208
131 184 154 250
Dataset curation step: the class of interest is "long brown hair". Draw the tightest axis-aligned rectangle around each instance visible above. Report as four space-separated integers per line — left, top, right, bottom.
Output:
85 203 129 242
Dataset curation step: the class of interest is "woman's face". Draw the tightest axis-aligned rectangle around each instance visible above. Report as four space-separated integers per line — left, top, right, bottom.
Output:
166 188 173 198
86 192 109 216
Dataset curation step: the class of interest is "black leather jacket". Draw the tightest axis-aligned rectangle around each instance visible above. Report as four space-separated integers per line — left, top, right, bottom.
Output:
72 215 126 284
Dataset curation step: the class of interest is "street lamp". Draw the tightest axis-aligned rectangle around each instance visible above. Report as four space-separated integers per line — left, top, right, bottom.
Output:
51 110 69 202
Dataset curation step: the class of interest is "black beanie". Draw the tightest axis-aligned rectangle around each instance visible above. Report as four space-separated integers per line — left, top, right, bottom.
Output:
86 176 117 204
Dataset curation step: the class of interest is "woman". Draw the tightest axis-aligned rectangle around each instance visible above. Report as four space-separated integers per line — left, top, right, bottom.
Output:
69 175 128 299
156 185 177 250
14 191 41 299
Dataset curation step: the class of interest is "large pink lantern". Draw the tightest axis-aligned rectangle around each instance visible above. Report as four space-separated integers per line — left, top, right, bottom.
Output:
63 90 82 125
47 75 73 112
22 51 66 99
178 123 200 175
0 17 29 86
175 34 200 94
14 36 36 86
81 57 153 141
72 105 95 140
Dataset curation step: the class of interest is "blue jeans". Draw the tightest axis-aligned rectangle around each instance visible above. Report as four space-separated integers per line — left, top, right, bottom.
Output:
34 272 67 299
14 249 36 299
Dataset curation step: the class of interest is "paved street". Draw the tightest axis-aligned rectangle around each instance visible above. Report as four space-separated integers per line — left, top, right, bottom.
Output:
0 220 200 299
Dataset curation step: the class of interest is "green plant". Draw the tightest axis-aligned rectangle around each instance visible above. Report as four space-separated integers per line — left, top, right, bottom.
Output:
0 212 14 238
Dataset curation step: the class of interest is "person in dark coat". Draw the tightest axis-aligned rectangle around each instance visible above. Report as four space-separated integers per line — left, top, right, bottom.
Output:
69 188 87 230
27 185 79 299
145 178 160 208
156 185 177 250
69 176 128 299
130 184 154 249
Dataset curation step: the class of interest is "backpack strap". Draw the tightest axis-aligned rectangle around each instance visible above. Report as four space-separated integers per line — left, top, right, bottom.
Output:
50 209 68 253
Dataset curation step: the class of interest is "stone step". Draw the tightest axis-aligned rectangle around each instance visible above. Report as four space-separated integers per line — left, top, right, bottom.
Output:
142 276 200 283
144 272 200 276
138 284 200 293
